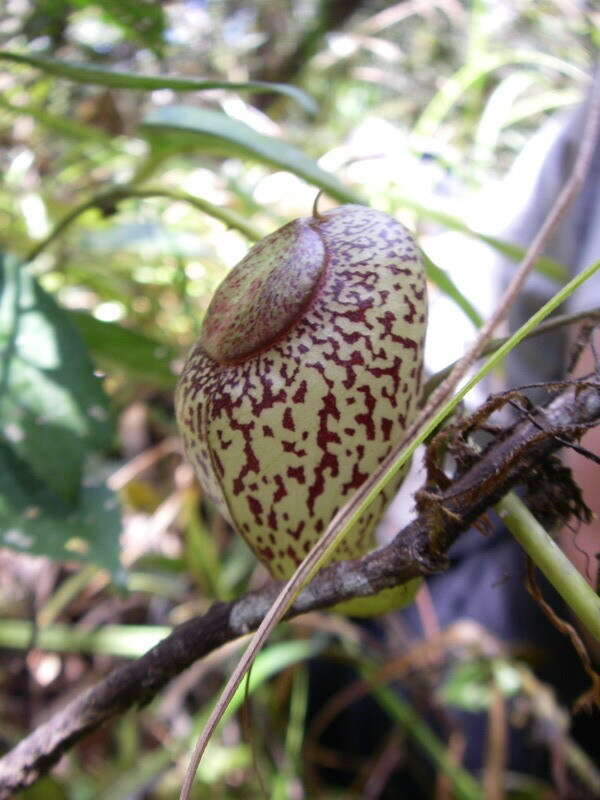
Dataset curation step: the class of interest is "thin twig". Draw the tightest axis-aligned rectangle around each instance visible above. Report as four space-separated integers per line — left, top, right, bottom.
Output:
107 437 180 491
423 307 600 398
25 186 262 263
179 71 600 799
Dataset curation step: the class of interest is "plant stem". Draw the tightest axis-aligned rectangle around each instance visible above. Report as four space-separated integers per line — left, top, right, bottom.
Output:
497 492 600 643
25 185 262 263
423 306 600 397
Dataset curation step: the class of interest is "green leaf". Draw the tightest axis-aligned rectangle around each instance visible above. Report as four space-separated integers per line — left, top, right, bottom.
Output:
0 96 115 144
0 255 121 576
69 311 178 389
0 51 318 115
140 106 362 204
397 195 568 283
412 50 585 139
441 660 494 711
0 445 122 576
0 617 168 658
422 251 483 327
0 255 112 502
91 0 167 53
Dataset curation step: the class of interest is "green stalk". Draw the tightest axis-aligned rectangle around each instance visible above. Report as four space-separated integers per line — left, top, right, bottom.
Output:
25 185 263 263
371 681 483 800
497 493 600 643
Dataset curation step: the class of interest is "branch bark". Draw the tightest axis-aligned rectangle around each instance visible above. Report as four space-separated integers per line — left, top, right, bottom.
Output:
1 380 599 798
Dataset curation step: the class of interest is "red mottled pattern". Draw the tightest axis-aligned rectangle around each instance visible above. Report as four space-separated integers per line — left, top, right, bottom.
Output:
176 205 427 579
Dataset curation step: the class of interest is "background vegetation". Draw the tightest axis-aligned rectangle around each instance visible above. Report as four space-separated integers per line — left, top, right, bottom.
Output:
0 1 598 797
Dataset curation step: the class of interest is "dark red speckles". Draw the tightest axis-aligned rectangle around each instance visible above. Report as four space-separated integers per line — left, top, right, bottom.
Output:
282 440 307 456
288 521 305 541
307 391 341 514
217 430 232 449
403 295 417 324
249 374 286 415
355 385 376 441
247 495 263 525
369 357 404 406
317 392 341 445
287 465 305 483
381 418 393 441
257 545 274 561
175 205 427 582
282 407 295 431
230 419 260 494
342 463 368 495
273 474 287 503
377 310 419 351
292 379 307 404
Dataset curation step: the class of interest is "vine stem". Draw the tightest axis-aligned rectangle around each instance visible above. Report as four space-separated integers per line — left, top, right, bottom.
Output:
497 492 600 643
25 186 262 263
179 67 600 800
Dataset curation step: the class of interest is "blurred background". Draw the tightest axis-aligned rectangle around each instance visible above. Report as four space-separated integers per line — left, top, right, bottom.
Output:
0 1 598 798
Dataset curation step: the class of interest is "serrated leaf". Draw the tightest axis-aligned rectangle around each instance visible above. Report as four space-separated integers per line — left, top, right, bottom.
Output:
0 254 112 502
0 51 318 115
69 311 178 389
141 106 361 204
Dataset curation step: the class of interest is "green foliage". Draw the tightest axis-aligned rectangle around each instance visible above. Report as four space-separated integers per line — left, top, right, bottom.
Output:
442 659 521 712
70 310 178 389
21 0 167 53
0 253 121 573
0 1 596 797
141 106 361 203
0 51 318 113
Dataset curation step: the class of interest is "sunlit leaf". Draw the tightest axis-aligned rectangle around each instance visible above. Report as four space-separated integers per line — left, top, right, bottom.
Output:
422 251 483 327
0 51 318 115
0 449 122 576
0 96 115 144
141 106 362 204
398 195 568 282
69 311 178 389
0 255 112 501
412 50 585 139
0 254 121 575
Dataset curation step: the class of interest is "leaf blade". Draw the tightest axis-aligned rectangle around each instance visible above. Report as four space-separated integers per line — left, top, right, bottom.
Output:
141 106 362 204
0 51 318 114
